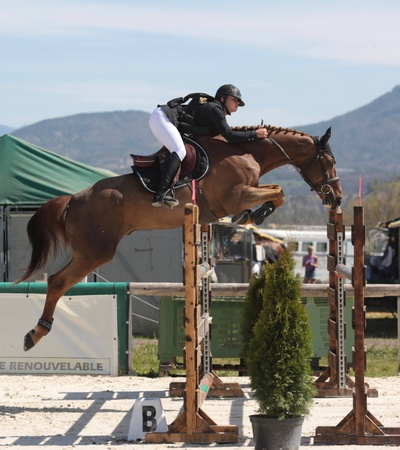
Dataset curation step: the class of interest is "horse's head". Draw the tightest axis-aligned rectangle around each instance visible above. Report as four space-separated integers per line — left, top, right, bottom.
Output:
308 128 342 210
266 126 342 210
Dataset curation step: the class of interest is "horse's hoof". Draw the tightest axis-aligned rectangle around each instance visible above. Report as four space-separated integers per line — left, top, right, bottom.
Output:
231 210 251 225
251 201 275 225
24 330 36 351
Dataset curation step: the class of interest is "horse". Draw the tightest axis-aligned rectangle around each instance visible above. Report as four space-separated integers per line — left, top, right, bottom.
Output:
18 124 342 351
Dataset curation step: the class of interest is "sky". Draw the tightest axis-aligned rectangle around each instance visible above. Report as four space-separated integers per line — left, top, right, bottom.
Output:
1 0 399 130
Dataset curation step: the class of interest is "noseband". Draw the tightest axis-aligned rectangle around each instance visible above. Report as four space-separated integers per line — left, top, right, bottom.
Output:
267 136 340 197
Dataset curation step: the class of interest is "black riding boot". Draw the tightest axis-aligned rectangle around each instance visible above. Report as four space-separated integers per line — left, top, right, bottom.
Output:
152 152 181 209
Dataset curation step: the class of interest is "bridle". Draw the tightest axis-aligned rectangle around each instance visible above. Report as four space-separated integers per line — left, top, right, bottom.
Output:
267 135 340 197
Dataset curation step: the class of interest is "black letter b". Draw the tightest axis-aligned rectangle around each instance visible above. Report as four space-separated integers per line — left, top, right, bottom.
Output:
142 405 157 432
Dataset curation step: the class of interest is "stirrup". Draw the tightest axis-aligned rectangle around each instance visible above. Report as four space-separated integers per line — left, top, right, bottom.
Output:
152 193 179 209
251 201 275 225
231 210 251 225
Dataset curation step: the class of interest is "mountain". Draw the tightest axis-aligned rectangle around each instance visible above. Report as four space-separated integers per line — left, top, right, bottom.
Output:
9 85 400 224
12 86 400 176
271 85 400 221
11 111 159 174
11 87 400 176
296 85 400 174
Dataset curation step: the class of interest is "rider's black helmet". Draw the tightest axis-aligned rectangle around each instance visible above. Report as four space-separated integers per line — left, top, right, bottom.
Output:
215 84 245 106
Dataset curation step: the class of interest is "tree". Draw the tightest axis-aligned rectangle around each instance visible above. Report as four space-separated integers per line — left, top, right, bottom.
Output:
245 246 315 419
344 178 400 229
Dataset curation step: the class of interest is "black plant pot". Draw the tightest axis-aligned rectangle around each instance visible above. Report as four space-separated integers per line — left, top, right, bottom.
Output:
250 415 304 450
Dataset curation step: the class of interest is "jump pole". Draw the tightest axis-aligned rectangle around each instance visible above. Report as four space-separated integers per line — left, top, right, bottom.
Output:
199 224 243 397
145 204 238 444
315 205 400 445
315 208 355 396
168 220 243 398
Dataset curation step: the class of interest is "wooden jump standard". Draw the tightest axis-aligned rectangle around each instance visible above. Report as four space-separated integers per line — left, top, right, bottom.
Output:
315 208 359 396
145 204 238 444
315 208 379 398
167 217 243 398
314 206 400 445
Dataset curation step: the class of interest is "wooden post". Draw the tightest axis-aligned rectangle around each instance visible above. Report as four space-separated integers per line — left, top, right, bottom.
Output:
353 206 366 440
315 208 355 396
398 296 400 372
168 222 243 398
315 206 400 445
145 204 238 444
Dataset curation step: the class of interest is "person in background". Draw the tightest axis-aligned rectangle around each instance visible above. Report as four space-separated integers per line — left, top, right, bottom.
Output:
302 245 319 283
368 232 398 282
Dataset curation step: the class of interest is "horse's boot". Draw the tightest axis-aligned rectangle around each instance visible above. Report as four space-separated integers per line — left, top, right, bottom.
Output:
251 201 275 225
152 152 181 209
231 210 251 225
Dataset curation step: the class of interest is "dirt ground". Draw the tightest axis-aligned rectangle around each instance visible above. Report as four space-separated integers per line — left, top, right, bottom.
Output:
1 373 400 450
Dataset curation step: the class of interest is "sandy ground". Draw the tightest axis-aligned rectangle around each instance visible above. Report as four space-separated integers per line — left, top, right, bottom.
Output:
1 374 400 450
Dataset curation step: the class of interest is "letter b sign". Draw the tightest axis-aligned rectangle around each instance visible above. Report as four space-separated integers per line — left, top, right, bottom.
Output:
128 398 168 441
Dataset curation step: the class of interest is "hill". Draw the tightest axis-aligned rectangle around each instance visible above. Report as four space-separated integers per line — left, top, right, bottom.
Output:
9 85 400 224
11 87 400 177
11 111 159 174
269 85 400 223
297 85 400 174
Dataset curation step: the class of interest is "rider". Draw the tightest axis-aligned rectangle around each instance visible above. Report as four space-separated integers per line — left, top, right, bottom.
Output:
149 84 268 208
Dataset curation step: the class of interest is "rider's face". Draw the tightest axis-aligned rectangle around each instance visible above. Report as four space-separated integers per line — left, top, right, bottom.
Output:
224 95 240 114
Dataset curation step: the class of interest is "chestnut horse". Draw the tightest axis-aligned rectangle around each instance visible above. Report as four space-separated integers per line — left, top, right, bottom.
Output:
19 125 342 351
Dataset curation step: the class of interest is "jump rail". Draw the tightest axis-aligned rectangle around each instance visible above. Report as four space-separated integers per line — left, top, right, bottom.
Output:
129 281 400 298
129 281 400 373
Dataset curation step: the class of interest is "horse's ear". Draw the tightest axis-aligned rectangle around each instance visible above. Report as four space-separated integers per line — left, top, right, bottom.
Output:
320 127 332 148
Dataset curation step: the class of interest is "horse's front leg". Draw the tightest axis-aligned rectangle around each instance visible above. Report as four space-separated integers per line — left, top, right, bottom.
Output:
230 184 285 225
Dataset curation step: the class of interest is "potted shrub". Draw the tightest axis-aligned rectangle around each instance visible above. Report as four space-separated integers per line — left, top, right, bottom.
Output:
241 266 266 364
243 246 315 450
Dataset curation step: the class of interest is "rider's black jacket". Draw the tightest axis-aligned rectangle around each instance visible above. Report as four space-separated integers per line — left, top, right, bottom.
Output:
194 100 257 143
160 97 257 143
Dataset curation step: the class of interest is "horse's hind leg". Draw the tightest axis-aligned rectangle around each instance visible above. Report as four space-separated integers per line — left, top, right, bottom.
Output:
23 255 106 351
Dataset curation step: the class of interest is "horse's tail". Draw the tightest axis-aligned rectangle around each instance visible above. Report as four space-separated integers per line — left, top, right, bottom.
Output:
17 196 72 283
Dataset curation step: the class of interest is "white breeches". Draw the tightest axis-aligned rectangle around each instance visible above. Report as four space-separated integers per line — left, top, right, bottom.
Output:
149 107 186 161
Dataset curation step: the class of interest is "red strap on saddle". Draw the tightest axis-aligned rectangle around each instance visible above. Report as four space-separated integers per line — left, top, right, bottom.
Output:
192 179 197 205
179 144 196 177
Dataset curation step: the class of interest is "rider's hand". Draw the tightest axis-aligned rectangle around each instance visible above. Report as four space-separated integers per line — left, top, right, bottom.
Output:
256 128 268 139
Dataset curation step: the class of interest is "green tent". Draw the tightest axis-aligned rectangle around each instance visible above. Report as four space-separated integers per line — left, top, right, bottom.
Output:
0 134 116 205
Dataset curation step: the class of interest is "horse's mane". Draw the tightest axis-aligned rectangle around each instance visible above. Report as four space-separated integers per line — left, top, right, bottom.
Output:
231 124 309 137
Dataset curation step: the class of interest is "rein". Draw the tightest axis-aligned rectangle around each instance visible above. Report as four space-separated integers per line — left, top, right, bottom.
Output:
267 135 340 196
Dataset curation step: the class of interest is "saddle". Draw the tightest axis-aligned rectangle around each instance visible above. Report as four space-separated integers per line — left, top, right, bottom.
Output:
131 136 209 193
